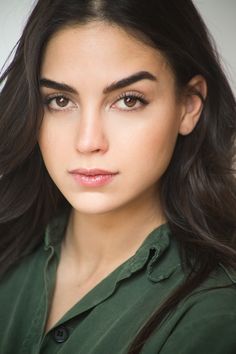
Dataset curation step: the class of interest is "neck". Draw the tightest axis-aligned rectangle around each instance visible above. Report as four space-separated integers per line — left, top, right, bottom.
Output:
62 190 165 273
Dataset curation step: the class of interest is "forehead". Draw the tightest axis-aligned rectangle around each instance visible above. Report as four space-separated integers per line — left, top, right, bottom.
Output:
40 22 174 87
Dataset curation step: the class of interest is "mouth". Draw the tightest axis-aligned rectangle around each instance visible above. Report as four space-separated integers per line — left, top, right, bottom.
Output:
68 168 119 187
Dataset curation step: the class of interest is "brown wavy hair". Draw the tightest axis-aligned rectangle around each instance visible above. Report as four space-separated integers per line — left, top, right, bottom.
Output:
0 1 236 352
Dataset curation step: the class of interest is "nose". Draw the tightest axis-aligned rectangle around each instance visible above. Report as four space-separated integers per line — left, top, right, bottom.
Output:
75 109 109 154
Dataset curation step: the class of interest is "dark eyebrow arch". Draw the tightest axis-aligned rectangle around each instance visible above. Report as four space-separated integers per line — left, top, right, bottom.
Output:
103 71 157 94
39 79 78 94
39 71 157 95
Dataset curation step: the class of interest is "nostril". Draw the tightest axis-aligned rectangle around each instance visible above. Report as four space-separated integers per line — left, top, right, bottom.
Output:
74 117 109 154
75 133 109 154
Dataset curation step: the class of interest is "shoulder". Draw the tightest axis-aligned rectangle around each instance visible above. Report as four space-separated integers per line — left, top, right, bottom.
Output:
175 264 236 332
180 271 236 327
148 265 236 354
183 263 236 315
161 290 236 353
0 243 45 294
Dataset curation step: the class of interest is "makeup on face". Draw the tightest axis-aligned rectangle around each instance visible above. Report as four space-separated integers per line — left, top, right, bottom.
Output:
38 23 183 216
68 168 119 187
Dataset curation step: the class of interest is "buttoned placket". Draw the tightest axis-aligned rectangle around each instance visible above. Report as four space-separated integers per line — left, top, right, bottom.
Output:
18 241 58 354
36 216 175 353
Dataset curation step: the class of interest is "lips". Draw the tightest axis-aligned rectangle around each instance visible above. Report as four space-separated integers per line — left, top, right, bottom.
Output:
69 168 117 176
68 168 118 187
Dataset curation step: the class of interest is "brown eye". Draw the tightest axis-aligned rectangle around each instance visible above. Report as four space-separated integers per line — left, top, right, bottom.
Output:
124 96 138 107
55 96 69 107
44 94 78 111
112 93 148 111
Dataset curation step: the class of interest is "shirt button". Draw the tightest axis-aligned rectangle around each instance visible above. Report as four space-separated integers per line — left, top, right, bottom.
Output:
53 326 69 343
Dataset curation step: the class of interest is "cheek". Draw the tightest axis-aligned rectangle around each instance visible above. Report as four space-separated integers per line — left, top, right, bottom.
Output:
133 115 179 172
38 119 69 171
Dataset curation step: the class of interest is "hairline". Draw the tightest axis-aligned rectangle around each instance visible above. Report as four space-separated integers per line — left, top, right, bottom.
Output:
39 19 184 99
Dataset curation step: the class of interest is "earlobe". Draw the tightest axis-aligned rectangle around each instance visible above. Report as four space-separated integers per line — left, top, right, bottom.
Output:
179 75 207 136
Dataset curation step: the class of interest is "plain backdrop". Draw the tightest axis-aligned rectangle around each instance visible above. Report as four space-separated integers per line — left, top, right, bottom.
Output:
0 0 235 95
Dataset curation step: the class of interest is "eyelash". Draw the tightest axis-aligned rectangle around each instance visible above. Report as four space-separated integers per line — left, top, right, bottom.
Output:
114 92 149 111
42 91 149 113
43 93 76 112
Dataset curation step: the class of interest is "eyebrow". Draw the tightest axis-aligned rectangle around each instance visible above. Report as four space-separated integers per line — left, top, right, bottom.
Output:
103 71 157 94
39 79 77 94
39 70 157 95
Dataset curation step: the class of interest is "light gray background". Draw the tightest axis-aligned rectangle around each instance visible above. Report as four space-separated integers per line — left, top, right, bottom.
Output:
0 0 235 95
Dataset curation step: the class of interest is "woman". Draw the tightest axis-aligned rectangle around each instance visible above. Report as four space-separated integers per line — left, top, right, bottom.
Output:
0 0 236 353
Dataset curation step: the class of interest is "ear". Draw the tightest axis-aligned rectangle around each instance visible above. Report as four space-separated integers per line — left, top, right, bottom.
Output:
179 75 207 136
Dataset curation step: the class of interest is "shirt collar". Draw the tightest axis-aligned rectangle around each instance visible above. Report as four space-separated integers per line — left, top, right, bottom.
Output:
44 210 70 250
128 224 171 273
43 210 179 281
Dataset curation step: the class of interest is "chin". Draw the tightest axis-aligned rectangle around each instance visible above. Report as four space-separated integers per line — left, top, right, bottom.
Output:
72 204 118 215
67 195 120 216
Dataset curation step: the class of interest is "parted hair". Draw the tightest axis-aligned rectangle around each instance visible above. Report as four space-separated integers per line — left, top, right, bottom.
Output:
0 1 236 352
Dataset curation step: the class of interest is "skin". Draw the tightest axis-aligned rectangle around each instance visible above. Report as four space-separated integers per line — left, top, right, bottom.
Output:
38 22 206 330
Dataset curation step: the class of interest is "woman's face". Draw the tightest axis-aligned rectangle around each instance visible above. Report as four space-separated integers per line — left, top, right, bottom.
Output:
38 22 188 215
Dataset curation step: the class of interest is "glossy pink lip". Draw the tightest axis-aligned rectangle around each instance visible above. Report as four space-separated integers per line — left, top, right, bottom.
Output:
68 168 118 187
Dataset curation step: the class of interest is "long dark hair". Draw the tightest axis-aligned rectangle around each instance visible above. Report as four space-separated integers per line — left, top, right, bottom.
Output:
1 0 236 352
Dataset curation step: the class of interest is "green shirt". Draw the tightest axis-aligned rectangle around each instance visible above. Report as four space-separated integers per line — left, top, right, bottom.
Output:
1 213 236 354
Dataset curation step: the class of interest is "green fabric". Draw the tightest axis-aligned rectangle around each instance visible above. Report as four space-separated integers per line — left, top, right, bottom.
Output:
1 213 236 354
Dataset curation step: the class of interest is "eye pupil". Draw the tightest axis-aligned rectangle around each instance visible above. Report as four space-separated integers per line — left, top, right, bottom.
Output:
124 96 137 107
56 97 68 107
